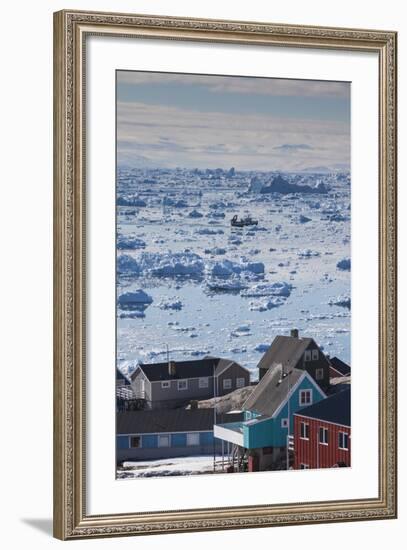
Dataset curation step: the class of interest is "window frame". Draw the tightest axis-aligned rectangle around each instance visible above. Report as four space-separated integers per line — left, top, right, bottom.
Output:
177 379 188 391
161 380 170 389
223 378 232 390
304 350 312 362
319 426 329 445
300 421 310 440
130 435 142 448
281 418 289 428
236 377 245 388
338 431 349 450
312 349 319 361
157 434 171 448
186 432 200 446
315 367 324 380
198 377 209 388
299 389 312 406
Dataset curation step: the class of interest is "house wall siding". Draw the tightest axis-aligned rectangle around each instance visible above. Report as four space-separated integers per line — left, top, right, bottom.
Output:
293 415 351 468
116 430 218 462
130 370 152 401
217 364 250 396
150 376 215 403
297 343 331 391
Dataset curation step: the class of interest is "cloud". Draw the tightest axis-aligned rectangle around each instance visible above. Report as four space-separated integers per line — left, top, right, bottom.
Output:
118 71 350 99
273 144 314 152
117 100 350 170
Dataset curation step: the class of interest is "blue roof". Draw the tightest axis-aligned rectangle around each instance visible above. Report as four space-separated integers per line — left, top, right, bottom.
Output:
295 388 350 426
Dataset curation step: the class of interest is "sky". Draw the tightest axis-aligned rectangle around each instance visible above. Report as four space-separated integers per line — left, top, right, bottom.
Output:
117 71 350 172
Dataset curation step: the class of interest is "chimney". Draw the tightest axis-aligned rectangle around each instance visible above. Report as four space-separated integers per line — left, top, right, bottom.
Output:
168 360 176 376
290 328 299 338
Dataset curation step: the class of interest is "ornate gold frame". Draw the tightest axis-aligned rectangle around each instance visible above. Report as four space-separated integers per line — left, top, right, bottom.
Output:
53 9 397 540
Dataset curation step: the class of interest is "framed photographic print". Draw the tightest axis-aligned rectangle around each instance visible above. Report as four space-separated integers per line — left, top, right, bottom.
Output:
53 10 397 540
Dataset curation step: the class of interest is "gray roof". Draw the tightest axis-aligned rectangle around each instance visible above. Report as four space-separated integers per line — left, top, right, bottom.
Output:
117 409 243 435
133 357 247 382
329 357 351 376
295 388 350 426
257 335 313 371
242 365 303 417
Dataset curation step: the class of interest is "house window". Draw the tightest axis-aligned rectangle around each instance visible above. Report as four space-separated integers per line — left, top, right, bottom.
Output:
338 432 349 450
158 435 170 447
199 377 209 388
304 350 312 361
223 378 232 390
300 422 309 440
299 389 312 406
319 427 329 445
300 463 310 469
130 436 141 448
161 381 170 389
281 418 289 428
236 377 245 388
186 433 200 446
177 379 188 391
312 349 319 361
315 368 324 381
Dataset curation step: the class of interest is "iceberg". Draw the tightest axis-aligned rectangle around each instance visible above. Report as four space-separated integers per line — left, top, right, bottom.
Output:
298 249 320 258
188 209 203 218
118 289 153 307
241 282 292 298
328 295 351 309
117 235 146 250
336 258 351 271
117 254 141 275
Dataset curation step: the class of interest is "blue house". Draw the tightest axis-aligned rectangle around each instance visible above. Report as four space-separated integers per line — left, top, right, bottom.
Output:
117 408 243 463
214 365 326 471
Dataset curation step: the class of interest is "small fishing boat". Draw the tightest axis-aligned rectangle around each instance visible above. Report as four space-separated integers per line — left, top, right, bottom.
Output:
231 214 258 227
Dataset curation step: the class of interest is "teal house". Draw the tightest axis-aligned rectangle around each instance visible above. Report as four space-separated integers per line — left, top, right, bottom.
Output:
214 364 326 470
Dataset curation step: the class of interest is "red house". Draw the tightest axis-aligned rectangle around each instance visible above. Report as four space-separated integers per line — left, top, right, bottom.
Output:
293 389 350 469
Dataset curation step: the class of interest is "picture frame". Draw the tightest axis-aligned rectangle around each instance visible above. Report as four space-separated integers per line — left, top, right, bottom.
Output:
53 9 397 540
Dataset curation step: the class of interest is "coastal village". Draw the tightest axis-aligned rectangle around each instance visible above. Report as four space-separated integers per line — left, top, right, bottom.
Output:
116 329 351 477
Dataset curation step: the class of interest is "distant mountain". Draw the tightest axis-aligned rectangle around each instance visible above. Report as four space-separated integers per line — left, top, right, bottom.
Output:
295 164 350 174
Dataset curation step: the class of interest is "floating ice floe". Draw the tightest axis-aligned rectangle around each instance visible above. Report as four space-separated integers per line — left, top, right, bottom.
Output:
254 343 270 353
231 325 251 337
336 258 351 271
117 254 141 275
204 247 227 256
206 276 248 292
298 215 312 224
118 289 153 307
241 281 292 298
188 209 203 218
328 295 351 309
117 195 147 207
195 228 224 235
157 298 183 310
163 197 189 208
207 211 225 219
249 296 286 311
118 309 146 319
117 235 146 250
298 249 320 258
